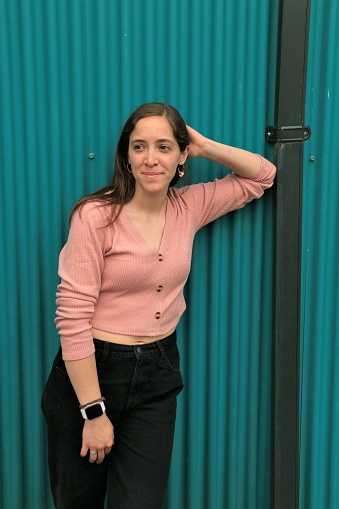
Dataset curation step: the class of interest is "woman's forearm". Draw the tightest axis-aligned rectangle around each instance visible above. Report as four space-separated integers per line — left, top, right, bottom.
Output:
200 139 262 178
187 125 262 178
65 354 114 464
65 354 102 406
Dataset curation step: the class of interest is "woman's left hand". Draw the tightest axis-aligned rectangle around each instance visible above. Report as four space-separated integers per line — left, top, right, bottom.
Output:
186 125 208 159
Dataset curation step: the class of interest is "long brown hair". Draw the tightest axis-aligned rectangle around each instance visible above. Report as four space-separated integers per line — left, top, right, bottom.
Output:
69 103 190 225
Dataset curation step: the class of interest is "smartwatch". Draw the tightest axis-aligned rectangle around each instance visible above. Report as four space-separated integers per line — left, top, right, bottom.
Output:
80 400 106 420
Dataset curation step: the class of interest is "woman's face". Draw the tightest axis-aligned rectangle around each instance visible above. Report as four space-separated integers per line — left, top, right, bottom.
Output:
128 116 189 197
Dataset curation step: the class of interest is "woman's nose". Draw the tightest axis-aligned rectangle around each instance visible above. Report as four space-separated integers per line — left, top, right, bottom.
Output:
144 149 158 166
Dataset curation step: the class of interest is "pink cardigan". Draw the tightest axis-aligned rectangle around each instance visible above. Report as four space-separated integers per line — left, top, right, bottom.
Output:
56 156 276 360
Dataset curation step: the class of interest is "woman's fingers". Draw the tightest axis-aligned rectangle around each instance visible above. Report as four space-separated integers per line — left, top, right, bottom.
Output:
81 414 115 463
89 450 99 463
87 445 112 464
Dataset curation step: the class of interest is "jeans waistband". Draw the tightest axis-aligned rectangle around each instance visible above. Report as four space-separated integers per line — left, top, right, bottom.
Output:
93 330 177 354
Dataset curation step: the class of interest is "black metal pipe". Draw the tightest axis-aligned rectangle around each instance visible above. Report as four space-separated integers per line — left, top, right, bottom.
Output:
270 1 312 508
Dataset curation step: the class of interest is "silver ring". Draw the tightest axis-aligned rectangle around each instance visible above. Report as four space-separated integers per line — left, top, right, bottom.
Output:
90 451 98 455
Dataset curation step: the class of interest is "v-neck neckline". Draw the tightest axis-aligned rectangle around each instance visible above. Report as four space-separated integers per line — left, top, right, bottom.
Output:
121 200 169 253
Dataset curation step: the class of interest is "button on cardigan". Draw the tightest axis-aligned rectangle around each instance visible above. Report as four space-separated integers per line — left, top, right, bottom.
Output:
55 155 276 360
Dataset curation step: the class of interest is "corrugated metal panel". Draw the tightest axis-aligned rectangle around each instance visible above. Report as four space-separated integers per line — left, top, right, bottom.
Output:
0 1 278 508
0 2 89 508
300 0 339 507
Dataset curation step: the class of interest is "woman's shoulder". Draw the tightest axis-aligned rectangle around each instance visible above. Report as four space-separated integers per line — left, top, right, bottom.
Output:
169 180 218 201
71 199 112 228
167 183 212 215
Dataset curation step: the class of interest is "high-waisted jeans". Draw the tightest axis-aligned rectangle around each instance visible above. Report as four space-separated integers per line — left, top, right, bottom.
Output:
41 331 183 509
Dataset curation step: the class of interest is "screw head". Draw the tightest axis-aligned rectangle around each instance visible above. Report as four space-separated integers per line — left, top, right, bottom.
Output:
88 153 95 160
309 155 315 162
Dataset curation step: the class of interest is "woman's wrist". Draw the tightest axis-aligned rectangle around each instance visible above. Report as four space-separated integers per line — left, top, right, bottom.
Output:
80 397 106 420
199 138 230 162
79 396 105 409
64 355 103 407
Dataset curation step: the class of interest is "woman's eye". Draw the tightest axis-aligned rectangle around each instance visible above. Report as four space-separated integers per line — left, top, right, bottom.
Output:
159 145 170 151
133 145 144 151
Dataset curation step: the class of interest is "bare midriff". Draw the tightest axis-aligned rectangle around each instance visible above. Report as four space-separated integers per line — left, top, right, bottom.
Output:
91 327 176 345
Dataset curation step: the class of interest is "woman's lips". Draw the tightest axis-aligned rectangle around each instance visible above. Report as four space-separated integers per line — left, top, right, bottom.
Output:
143 172 163 177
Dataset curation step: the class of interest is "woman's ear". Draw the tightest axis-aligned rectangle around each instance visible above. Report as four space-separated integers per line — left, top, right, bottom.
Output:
180 145 190 164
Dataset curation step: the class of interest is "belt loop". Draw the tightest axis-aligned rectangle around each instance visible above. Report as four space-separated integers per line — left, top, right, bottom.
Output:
103 341 110 362
156 340 165 363
95 340 110 363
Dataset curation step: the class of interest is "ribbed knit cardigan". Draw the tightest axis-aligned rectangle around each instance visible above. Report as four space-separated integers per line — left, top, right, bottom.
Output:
55 156 276 360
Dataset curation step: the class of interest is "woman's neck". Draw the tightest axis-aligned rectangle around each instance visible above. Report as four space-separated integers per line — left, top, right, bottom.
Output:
127 190 168 216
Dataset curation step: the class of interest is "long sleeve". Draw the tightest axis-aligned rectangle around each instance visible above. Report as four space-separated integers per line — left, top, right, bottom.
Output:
55 202 107 360
177 155 276 231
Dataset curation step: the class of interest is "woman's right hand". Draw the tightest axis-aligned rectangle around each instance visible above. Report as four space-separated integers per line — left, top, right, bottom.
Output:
80 413 114 464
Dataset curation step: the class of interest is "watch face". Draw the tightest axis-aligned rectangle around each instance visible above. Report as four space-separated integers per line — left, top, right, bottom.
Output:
86 403 104 420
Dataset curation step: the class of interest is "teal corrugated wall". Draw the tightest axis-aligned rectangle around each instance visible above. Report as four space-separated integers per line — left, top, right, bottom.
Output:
300 0 339 507
0 1 278 508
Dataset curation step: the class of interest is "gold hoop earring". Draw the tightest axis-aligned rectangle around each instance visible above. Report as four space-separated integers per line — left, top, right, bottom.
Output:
177 165 184 178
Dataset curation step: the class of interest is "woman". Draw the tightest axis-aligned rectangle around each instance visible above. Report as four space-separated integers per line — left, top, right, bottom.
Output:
42 102 276 509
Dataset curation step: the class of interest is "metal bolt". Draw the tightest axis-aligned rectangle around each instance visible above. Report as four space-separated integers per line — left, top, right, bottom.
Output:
309 155 315 162
88 153 95 160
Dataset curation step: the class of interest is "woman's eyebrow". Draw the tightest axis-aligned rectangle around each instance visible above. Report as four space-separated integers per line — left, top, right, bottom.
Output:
157 139 174 144
130 138 174 144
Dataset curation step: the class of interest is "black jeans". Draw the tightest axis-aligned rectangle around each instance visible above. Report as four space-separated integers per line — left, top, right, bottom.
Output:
41 331 184 509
